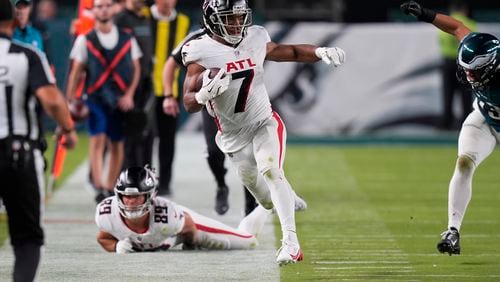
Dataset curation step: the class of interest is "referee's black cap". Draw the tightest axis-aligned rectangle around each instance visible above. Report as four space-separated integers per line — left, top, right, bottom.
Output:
0 0 14 22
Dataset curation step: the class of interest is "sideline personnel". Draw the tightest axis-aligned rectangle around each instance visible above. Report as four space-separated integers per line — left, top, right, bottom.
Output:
66 0 142 203
115 0 154 168
0 0 77 280
150 0 191 195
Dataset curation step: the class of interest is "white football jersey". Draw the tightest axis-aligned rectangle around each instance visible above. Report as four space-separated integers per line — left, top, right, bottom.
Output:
95 196 185 251
182 26 272 134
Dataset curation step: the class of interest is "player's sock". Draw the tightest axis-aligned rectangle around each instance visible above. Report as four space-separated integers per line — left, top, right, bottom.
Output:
448 157 475 230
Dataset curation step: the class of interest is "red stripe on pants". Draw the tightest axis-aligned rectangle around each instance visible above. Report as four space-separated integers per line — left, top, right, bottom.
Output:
272 111 284 169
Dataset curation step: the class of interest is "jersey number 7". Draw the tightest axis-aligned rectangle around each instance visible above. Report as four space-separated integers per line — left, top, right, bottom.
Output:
232 69 254 113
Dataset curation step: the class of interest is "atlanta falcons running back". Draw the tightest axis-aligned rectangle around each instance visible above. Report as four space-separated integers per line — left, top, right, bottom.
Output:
182 0 346 266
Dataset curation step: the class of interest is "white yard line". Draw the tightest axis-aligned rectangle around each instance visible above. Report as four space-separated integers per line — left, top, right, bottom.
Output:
0 133 278 281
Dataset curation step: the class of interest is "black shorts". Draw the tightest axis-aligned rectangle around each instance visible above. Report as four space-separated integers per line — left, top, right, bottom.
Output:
0 148 44 246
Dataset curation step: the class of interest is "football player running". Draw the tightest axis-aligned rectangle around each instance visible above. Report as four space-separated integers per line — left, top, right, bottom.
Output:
95 166 271 253
401 1 500 256
182 0 346 265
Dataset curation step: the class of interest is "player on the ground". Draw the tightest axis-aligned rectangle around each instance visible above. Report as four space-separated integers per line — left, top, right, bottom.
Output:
182 0 345 265
401 1 500 256
95 166 271 253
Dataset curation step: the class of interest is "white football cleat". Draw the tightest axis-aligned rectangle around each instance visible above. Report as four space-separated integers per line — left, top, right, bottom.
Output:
276 240 303 266
293 191 307 212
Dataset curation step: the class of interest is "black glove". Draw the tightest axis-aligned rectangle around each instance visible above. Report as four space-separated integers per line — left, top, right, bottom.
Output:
400 1 436 23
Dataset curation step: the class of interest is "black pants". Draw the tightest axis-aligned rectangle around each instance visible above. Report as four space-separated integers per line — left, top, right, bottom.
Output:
0 147 44 281
442 59 472 129
0 152 43 246
201 108 257 214
123 128 154 169
155 96 177 195
123 77 154 169
202 107 227 187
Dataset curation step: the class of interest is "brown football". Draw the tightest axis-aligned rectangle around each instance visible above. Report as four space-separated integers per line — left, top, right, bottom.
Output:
68 99 89 122
195 68 223 91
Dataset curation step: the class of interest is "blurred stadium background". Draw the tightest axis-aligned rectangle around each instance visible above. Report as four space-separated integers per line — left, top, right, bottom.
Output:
42 0 500 140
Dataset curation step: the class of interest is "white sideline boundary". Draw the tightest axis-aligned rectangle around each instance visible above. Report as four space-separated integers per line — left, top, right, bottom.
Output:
0 133 279 281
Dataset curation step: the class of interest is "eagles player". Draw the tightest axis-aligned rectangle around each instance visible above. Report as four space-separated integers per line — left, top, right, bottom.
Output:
95 166 271 253
182 0 346 265
401 1 500 255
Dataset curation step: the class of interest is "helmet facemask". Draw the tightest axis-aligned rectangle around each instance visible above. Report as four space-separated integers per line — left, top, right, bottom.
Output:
114 166 158 219
203 0 252 45
116 188 157 219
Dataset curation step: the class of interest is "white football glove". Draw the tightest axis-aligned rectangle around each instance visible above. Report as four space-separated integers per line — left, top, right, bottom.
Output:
315 47 346 67
115 238 134 254
195 69 231 105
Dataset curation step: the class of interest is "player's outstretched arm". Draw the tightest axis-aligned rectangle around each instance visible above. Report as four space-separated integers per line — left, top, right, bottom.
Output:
266 42 346 67
400 1 471 41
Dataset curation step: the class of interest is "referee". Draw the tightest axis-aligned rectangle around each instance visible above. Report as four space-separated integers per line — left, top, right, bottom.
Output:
0 0 77 281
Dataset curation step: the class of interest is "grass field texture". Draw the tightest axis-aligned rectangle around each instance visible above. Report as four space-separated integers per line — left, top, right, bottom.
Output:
281 145 500 281
2 141 500 281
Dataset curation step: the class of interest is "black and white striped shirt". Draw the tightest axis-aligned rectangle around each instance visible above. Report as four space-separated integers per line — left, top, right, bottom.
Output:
0 33 55 141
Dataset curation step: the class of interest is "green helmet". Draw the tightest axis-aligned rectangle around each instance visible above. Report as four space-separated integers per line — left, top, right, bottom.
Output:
458 33 499 88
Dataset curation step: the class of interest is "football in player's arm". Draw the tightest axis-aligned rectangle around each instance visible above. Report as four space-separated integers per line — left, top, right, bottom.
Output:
180 0 345 266
401 1 500 256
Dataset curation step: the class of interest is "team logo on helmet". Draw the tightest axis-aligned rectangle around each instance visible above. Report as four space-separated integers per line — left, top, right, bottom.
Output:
458 33 500 88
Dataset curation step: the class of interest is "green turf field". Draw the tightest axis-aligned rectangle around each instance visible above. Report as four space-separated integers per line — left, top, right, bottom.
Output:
2 141 500 280
281 145 500 281
0 134 89 246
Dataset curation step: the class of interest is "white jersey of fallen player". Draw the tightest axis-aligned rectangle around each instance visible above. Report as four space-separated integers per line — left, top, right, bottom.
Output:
96 196 264 251
95 196 185 251
182 25 272 134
